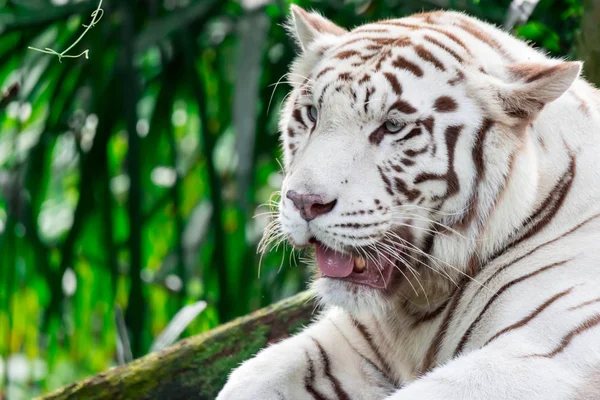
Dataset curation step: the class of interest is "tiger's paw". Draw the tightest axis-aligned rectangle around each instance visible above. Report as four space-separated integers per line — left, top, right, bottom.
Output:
217 381 289 400
216 343 311 400
217 365 309 400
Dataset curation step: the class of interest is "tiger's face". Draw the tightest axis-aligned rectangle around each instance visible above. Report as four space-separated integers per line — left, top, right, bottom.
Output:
271 7 580 314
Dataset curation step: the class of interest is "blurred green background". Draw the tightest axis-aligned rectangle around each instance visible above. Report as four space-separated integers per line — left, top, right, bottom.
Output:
0 0 587 397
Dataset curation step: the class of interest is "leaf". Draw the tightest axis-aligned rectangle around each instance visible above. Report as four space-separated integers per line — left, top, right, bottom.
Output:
149 300 207 352
114 305 132 366
515 20 545 40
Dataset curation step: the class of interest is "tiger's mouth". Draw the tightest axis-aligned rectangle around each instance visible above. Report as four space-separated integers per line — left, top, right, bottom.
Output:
311 239 396 289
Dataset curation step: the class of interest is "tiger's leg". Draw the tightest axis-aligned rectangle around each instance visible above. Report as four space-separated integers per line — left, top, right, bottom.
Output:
384 338 590 400
217 307 398 400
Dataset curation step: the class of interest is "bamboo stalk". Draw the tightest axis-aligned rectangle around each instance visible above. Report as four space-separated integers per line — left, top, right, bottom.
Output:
121 1 145 358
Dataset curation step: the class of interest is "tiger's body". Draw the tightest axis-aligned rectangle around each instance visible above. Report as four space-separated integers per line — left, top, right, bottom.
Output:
219 7 600 400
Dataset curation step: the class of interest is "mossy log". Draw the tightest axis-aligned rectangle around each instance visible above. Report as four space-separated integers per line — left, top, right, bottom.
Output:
38 291 317 400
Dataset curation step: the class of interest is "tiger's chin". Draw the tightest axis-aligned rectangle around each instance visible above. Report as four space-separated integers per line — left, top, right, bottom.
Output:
312 277 395 317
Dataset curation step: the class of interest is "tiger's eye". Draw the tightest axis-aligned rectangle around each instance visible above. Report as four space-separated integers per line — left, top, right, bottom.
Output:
308 106 318 122
384 120 404 133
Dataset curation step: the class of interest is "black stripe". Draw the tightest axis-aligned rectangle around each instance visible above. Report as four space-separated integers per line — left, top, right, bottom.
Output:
569 296 600 311
312 338 351 400
304 350 331 400
378 166 394 196
352 320 396 384
466 213 600 313
400 127 422 142
414 125 463 202
484 287 573 346
421 284 465 372
318 84 332 108
293 108 307 129
330 320 396 387
453 259 570 356
526 313 600 358
510 155 576 248
410 298 451 327
424 34 463 63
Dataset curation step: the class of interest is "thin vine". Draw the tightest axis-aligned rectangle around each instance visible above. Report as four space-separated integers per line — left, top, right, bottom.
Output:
28 0 104 62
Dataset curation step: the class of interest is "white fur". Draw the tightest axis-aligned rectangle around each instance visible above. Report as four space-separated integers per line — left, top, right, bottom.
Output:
219 9 600 400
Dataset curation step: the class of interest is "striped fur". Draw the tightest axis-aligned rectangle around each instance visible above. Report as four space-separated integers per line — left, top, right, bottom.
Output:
219 6 600 400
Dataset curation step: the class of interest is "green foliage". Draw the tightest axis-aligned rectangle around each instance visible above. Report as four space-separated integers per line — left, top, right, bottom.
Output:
514 0 583 56
0 0 582 398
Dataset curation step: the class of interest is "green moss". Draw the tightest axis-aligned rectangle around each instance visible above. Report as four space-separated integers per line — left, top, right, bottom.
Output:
198 326 270 395
198 325 271 396
39 291 316 400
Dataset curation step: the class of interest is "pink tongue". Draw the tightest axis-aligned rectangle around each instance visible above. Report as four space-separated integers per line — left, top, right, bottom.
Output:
315 245 354 278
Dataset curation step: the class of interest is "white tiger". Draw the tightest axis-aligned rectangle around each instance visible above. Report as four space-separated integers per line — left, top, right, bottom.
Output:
219 6 600 400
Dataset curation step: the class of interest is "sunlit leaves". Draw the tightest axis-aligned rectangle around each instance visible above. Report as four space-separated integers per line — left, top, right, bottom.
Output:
516 20 561 52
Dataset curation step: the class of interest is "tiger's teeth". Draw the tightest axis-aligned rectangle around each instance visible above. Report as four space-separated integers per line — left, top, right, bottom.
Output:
354 256 366 273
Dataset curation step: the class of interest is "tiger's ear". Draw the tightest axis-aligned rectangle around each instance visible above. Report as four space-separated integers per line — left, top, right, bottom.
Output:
498 61 582 119
289 5 347 51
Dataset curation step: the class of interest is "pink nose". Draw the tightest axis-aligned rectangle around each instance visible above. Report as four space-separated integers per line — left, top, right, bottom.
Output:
286 190 337 221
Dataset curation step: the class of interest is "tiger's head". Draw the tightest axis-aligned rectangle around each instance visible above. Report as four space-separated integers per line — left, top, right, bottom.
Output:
271 6 581 315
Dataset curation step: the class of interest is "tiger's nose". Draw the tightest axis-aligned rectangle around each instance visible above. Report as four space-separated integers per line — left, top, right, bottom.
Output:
286 190 337 221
